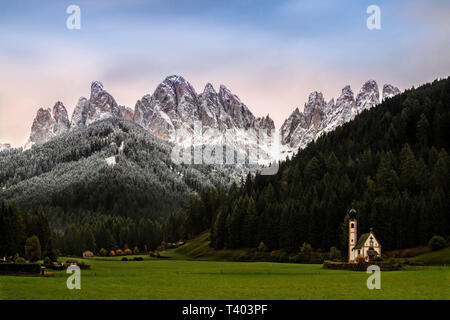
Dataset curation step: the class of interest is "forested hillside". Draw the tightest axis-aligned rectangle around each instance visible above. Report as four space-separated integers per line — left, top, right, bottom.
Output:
1 78 449 258
0 118 235 256
185 77 450 254
0 118 235 218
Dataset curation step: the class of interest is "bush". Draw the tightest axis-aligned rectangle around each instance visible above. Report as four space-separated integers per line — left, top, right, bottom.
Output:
124 248 132 255
355 255 366 265
99 248 108 256
116 249 124 256
43 257 51 265
0 263 40 274
45 263 64 271
329 246 342 261
428 235 447 251
109 250 116 256
299 242 313 262
374 256 383 262
257 242 268 252
288 254 301 263
157 241 167 251
25 236 41 262
269 250 281 261
278 251 289 262
15 257 26 264
133 246 140 255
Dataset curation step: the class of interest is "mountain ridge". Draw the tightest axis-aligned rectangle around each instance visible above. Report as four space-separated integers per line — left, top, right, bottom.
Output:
24 76 400 161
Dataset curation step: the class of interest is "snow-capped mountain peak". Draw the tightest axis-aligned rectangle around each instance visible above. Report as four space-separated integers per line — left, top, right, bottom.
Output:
25 102 70 148
24 76 400 166
0 143 11 152
280 79 399 159
355 80 380 112
382 84 401 101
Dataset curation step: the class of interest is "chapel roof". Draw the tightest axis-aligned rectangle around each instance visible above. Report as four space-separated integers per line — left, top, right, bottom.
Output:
353 233 370 250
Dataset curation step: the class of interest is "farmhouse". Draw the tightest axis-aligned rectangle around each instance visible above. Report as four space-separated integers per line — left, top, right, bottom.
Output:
347 209 382 263
82 250 94 258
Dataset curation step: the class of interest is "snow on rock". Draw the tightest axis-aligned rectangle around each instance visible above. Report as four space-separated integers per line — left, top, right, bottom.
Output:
105 156 116 167
28 82 134 148
355 80 380 113
0 143 11 152
134 75 277 165
71 97 89 130
26 101 70 147
382 84 401 101
22 76 400 167
280 91 326 152
280 80 400 159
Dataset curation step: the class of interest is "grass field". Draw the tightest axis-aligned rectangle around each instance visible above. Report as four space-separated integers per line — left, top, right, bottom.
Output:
395 247 450 265
162 232 249 261
0 257 448 300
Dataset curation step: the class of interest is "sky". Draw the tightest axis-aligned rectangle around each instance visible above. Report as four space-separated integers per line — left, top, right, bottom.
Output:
0 0 449 147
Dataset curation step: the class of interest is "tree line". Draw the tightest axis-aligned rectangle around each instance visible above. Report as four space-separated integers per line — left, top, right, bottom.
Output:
183 77 450 255
1 77 449 258
0 202 54 260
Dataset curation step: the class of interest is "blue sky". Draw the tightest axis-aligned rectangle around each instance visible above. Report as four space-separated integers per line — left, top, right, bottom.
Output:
1 0 449 146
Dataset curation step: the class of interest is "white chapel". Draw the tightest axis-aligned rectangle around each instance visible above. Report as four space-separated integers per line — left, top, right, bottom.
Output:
347 209 382 263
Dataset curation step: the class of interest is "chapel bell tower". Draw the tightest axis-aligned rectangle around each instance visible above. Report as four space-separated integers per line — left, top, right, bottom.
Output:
348 208 357 263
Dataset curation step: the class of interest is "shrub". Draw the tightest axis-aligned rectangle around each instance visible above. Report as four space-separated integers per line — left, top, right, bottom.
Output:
269 250 281 261
355 255 366 265
311 252 327 264
374 256 383 262
157 241 167 251
43 257 51 265
257 242 268 252
0 263 40 274
299 242 313 262
116 249 123 256
288 254 301 263
278 251 289 262
133 246 140 255
329 246 342 261
428 235 447 251
15 257 26 264
109 250 116 256
25 235 41 262
124 248 132 255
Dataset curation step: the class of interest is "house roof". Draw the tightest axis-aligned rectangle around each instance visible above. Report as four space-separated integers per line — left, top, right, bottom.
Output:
353 233 370 250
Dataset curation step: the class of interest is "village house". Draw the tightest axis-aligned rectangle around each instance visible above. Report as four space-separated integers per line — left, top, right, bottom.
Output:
347 209 382 263
82 250 94 258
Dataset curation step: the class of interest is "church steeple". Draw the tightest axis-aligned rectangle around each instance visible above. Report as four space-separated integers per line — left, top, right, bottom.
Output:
348 208 357 263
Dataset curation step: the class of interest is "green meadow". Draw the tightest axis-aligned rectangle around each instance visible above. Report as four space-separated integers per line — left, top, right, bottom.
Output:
0 257 448 300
